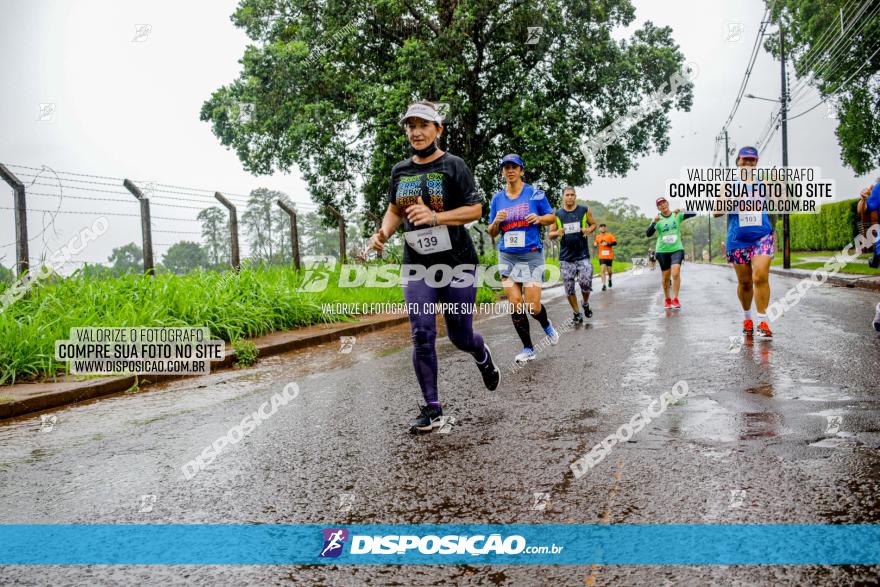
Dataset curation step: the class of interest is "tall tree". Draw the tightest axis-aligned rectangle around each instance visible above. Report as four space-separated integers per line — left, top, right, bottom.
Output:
300 211 336 256
201 0 692 215
163 241 209 275
242 187 286 261
108 243 143 275
197 206 228 266
766 0 880 173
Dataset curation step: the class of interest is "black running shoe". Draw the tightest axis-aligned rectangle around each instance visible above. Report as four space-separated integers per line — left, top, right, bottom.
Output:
583 304 593 318
475 344 500 391
573 312 583 324
608 278 613 288
602 284 607 291
410 404 443 433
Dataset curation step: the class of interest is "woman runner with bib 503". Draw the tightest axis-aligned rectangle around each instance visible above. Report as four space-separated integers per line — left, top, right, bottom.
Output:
488 154 559 365
714 146 776 338
369 101 500 433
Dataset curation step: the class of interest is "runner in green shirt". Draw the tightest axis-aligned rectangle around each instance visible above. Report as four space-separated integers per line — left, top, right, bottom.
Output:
646 197 695 310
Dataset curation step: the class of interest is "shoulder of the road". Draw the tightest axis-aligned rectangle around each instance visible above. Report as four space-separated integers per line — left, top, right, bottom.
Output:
0 312 412 421
0 270 584 421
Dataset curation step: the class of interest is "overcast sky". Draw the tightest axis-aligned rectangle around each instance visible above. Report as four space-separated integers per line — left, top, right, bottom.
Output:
1 0 877 270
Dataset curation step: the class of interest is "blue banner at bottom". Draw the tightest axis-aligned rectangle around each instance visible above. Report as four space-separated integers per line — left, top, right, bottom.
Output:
1 524 878 565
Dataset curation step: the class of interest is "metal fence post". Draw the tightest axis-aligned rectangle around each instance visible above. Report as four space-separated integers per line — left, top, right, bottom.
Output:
123 179 155 275
214 192 241 271
0 164 28 278
326 206 347 264
277 200 301 270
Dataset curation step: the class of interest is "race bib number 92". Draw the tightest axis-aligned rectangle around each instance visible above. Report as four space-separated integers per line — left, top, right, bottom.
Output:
504 230 525 248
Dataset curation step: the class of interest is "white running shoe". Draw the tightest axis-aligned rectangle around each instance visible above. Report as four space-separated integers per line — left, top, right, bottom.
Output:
873 303 880 332
514 348 537 365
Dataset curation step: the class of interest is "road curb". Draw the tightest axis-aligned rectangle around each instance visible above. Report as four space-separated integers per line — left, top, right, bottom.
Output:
0 313 410 421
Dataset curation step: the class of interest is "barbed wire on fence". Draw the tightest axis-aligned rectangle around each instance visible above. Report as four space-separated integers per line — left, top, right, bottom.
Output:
0 163 389 277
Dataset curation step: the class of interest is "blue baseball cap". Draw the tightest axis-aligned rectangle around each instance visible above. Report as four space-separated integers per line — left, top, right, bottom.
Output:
737 146 759 159
499 153 525 168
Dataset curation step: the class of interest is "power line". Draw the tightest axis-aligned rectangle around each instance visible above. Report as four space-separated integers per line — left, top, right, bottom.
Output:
788 0 873 92
785 0 878 106
751 1 879 152
722 8 771 133
788 44 880 121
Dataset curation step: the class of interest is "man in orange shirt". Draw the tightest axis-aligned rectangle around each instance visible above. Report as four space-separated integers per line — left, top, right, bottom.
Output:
594 224 617 291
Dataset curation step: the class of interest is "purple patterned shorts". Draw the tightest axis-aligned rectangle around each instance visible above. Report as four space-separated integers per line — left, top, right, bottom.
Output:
726 233 775 264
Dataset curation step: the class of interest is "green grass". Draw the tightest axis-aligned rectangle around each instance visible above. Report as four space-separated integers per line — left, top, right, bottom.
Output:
769 250 877 274
770 252 873 264
232 339 259 368
0 264 498 385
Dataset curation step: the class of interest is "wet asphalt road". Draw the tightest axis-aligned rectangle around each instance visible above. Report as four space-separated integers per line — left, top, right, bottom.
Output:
1 264 879 585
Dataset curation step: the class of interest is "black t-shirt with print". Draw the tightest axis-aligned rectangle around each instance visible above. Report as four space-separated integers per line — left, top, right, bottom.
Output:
387 152 480 266
556 205 591 262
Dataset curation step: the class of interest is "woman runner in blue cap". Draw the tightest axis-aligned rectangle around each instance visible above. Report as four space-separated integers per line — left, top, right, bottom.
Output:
487 154 559 365
715 146 775 338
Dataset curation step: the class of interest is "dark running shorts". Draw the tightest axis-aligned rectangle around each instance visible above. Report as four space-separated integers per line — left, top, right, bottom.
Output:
656 250 685 271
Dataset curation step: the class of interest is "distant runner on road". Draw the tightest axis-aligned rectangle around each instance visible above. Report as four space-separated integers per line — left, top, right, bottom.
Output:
646 197 695 309
488 153 559 365
549 186 598 323
369 100 500 433
594 225 617 290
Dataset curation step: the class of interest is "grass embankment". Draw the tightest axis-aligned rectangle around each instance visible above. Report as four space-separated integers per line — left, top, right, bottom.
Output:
769 250 880 275
0 265 498 385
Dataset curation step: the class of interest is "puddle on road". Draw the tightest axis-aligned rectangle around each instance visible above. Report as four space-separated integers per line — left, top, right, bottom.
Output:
663 396 787 443
768 372 854 402
809 437 862 449
700 448 734 461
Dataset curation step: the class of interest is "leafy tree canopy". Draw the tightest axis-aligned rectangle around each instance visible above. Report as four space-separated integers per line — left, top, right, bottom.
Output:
201 0 693 216
766 0 880 173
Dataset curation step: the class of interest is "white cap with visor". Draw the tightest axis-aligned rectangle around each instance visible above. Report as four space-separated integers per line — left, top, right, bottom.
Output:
398 102 444 125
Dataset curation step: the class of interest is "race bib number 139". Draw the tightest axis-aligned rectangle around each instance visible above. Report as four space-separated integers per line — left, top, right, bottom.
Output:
404 225 452 255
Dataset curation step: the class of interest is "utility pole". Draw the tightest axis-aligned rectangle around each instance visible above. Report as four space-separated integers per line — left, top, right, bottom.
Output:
711 129 731 262
780 23 791 269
